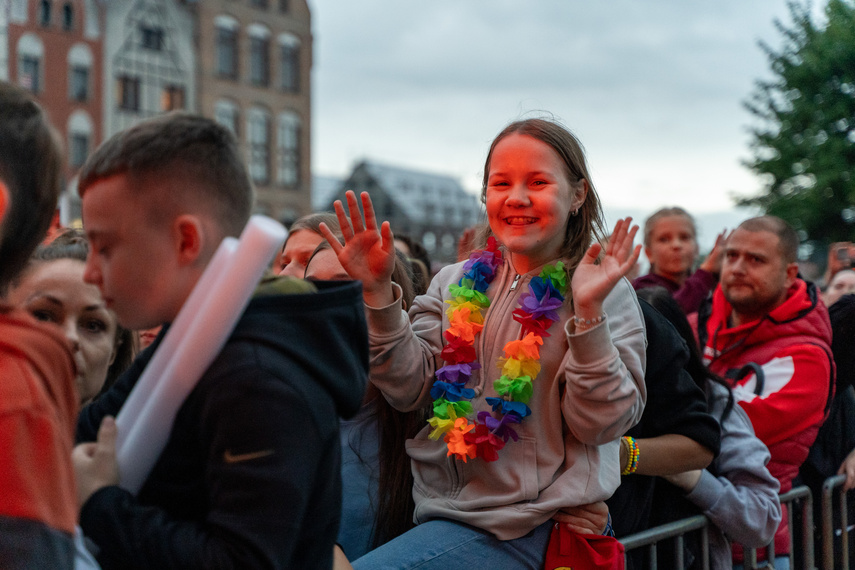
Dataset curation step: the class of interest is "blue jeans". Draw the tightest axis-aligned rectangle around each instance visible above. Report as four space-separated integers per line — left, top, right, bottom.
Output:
351 518 553 570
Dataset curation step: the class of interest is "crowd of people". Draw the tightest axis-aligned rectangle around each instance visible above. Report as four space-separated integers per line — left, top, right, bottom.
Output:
1 78 853 569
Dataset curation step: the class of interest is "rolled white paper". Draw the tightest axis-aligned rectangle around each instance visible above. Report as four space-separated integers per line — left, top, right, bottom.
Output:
115 215 288 494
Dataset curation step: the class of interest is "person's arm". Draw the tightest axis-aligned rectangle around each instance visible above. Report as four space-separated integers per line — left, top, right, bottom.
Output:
364 271 449 412
666 399 781 548
78 369 335 569
562 278 646 444
621 301 720 475
669 230 726 314
671 269 717 315
624 434 713 476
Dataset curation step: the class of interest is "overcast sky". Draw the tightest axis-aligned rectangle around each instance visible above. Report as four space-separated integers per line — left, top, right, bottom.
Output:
308 1 800 249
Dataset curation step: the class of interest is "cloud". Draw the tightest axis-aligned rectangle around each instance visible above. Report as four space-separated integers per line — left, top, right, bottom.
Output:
310 0 793 213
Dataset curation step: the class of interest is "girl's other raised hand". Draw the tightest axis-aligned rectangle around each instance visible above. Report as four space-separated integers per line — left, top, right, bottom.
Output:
571 217 642 320
320 190 396 307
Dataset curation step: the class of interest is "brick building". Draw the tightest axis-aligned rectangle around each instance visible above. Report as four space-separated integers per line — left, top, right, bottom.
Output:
192 0 312 226
3 0 104 223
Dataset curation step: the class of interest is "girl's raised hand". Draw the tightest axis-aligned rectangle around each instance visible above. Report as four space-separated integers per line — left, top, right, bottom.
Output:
320 191 396 306
571 217 641 318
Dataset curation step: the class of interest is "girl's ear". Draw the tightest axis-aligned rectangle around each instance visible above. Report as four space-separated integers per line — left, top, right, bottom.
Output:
570 179 589 213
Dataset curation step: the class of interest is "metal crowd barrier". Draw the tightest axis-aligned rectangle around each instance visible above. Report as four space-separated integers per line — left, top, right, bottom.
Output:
620 485 816 569
621 514 710 569
820 474 851 570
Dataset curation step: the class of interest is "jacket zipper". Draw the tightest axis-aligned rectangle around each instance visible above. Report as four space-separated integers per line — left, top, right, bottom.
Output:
452 266 522 498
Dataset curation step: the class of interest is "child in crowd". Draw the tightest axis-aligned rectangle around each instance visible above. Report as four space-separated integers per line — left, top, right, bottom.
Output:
0 81 78 570
322 118 646 568
72 112 369 569
633 206 726 314
7 229 135 406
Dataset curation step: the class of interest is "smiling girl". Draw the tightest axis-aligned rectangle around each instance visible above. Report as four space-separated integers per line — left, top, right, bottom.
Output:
322 118 646 568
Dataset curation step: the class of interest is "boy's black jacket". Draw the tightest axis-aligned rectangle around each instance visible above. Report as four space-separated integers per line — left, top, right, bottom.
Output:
77 279 369 569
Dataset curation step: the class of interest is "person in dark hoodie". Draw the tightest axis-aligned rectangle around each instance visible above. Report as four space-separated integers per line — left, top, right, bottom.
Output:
0 82 78 569
72 112 368 569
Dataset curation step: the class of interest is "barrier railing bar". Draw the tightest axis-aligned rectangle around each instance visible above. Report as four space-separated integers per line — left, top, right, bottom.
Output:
840 478 849 569
621 514 709 550
822 474 846 570
620 484 816 569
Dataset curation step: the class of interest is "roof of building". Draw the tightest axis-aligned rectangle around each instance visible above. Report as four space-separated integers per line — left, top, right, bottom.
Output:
311 175 343 211
360 160 482 227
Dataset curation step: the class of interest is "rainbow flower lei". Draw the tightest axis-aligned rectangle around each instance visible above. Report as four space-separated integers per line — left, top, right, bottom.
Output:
427 237 568 462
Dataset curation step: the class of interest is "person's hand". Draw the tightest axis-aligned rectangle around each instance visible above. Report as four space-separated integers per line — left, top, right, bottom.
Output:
826 242 855 282
571 217 641 319
72 416 120 509
663 469 702 493
837 447 855 491
321 191 396 307
553 501 609 535
699 229 729 276
457 226 477 262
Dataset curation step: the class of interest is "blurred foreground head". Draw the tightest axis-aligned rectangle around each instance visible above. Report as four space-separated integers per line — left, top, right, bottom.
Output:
0 81 62 291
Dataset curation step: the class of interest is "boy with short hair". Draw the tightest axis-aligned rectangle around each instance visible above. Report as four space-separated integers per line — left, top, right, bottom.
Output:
74 112 368 569
0 81 78 569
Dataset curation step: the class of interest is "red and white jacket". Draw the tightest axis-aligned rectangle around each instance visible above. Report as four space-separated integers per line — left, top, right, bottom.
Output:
700 279 834 559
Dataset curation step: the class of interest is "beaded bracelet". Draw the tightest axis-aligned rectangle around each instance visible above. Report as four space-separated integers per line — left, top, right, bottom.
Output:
573 313 607 328
621 436 640 476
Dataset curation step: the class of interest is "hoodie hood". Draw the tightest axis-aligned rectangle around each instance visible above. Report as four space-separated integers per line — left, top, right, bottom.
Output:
232 278 369 419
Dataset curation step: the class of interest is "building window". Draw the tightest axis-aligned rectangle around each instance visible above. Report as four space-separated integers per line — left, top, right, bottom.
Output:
39 0 51 26
69 133 89 167
279 0 289 12
62 3 73 30
69 66 89 101
161 85 184 111
216 27 238 79
248 110 270 184
20 56 40 92
117 76 140 111
140 26 164 50
276 113 299 187
214 100 240 136
279 43 299 92
251 0 269 8
249 37 270 86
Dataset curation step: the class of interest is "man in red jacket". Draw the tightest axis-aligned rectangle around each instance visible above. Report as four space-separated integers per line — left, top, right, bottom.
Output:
698 215 833 568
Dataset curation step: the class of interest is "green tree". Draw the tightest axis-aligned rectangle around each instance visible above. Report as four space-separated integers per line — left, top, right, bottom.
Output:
742 0 855 243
